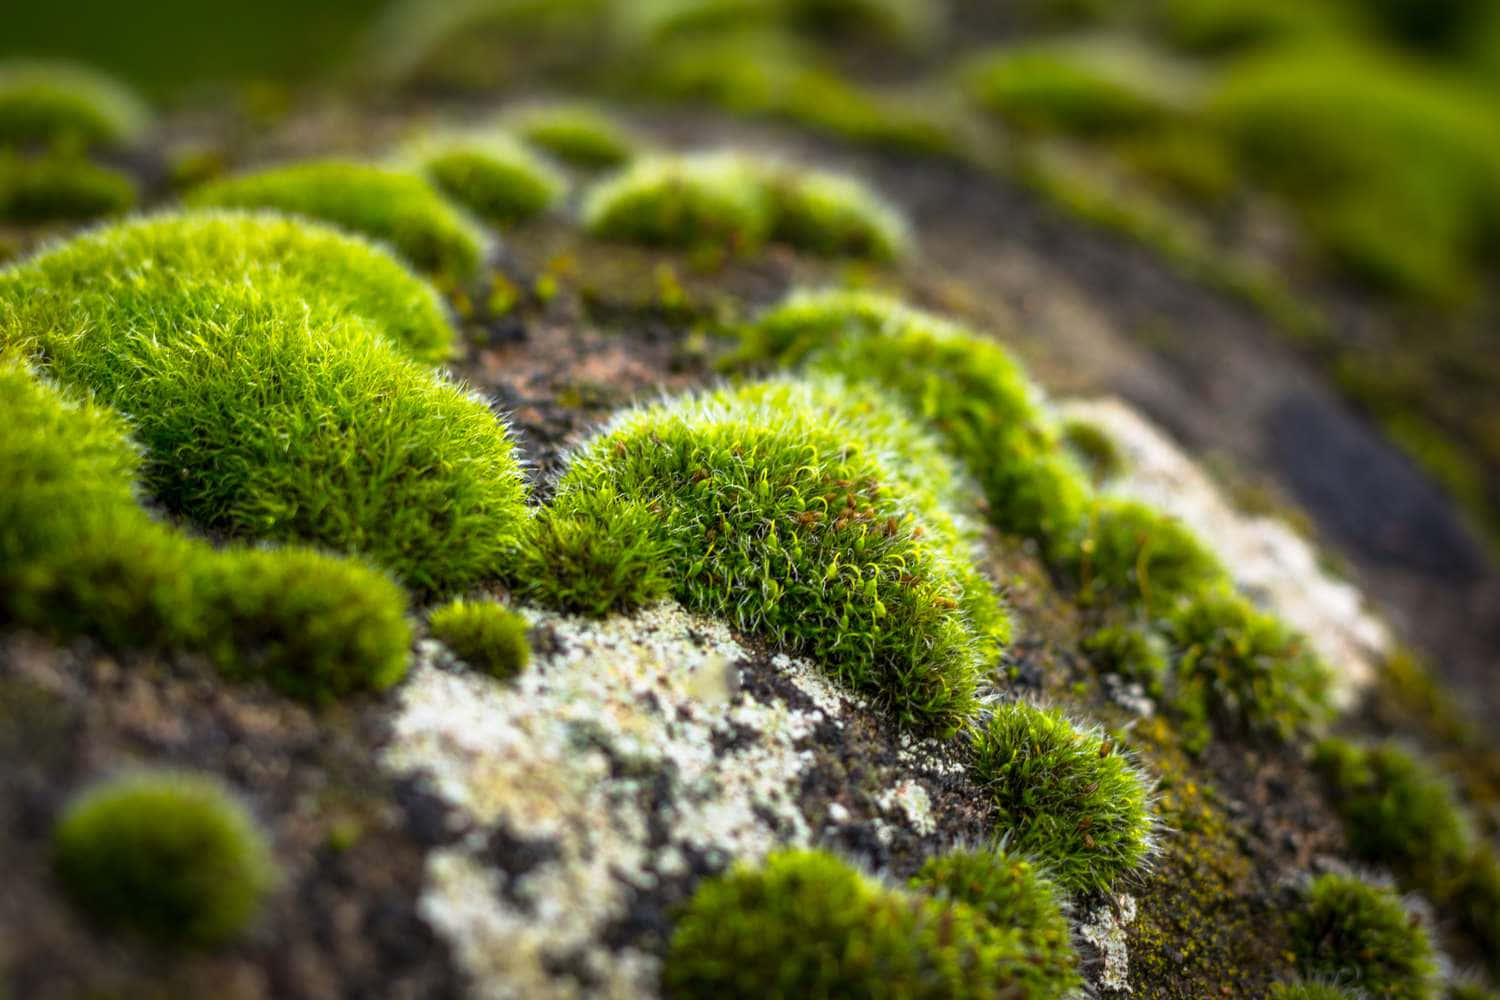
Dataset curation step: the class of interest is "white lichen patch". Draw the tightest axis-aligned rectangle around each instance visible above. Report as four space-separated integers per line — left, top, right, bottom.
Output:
1080 892 1138 993
1059 397 1389 707
382 601 941 999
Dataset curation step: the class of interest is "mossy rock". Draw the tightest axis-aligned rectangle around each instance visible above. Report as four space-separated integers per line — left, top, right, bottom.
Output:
428 598 531 680
0 60 150 149
511 103 638 168
414 131 566 225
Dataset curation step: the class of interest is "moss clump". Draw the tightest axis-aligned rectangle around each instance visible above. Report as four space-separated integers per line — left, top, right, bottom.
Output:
1082 623 1168 695
1061 417 1124 484
428 599 531 680
415 132 566 225
740 290 1094 562
0 213 528 595
1450 976 1500 1000
582 155 909 259
1079 498 1225 611
512 104 637 168
627 0 944 48
53 772 276 946
0 355 411 700
1289 873 1440 1000
0 60 150 149
910 847 1080 996
0 152 136 222
1164 587 1332 744
961 40 1187 136
665 849 1077 999
188 160 489 280
529 377 1006 732
969 700 1154 894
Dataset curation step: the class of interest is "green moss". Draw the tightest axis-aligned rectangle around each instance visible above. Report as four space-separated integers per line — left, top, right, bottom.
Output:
1153 0 1351 53
626 0 944 48
0 152 136 222
962 40 1188 136
0 212 528 595
416 132 566 225
0 60 150 149
1078 497 1225 611
1268 984 1360 1000
428 598 531 680
1290 873 1440 1000
741 290 1094 562
188 160 489 280
909 847 1081 996
1164 586 1332 744
528 377 1006 732
1061 417 1124 484
1454 852 1500 978
765 165 909 260
0 355 411 700
511 104 638 168
52 771 276 946
969 700 1154 893
582 152 771 253
665 849 1078 999
1082 623 1168 695
1449 977 1500 1000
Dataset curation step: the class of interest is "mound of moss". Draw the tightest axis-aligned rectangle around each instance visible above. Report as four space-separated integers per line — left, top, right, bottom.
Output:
53 771 276 946
1289 873 1440 1000
188 160 489 280
521 377 1006 732
665 849 1078 999
764 165 910 260
415 132 566 225
511 103 637 168
970 700 1155 893
0 355 411 700
0 152 136 222
428 598 531 680
0 60 150 149
0 212 529 595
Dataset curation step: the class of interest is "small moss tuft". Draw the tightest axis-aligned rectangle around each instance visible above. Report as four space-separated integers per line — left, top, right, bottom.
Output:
53 771 276 946
415 131 566 225
1061 417 1124 484
0 212 528 595
969 700 1154 894
764 164 909 260
1164 586 1332 744
0 151 136 222
666 848 1079 999
1289 873 1440 1000
188 160 489 280
0 60 150 149
1082 623 1168 696
511 103 637 168
1079 497 1225 611
428 598 531 680
526 377 1006 732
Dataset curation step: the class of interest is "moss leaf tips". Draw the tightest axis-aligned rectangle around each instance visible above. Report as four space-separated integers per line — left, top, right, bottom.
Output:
52 771 277 946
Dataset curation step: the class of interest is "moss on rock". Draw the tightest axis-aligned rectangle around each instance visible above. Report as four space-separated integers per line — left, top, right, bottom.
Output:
428 598 531 680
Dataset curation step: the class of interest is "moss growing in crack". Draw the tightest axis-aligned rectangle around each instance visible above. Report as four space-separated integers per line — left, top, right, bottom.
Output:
188 160 489 280
428 598 531 680
740 290 1094 561
1290 873 1440 1000
666 848 1078 999
0 60 150 149
969 700 1154 894
1078 497 1225 611
0 212 528 595
53 771 276 946
1164 586 1332 745
1082 623 1168 696
527 377 1006 732
909 847 1080 996
1 355 411 700
0 152 136 222
415 132 566 225
511 104 637 169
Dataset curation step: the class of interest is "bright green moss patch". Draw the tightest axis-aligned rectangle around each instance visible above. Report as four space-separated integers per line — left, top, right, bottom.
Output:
741 290 1094 561
53 771 276 946
582 154 908 259
0 213 528 595
970 700 1154 893
188 160 489 280
1061 417 1124 484
1290 873 1440 1000
628 0 944 48
0 152 136 222
962 40 1190 136
512 104 637 169
1163 587 1332 745
666 848 1077 999
0 60 150 149
415 132 566 225
0 356 411 700
428 599 531 680
528 377 1006 732
1079 498 1225 610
